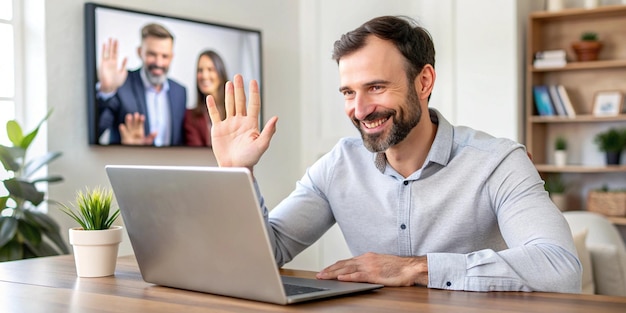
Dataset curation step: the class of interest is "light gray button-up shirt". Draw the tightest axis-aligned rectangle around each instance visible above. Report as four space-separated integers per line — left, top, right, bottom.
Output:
258 109 581 293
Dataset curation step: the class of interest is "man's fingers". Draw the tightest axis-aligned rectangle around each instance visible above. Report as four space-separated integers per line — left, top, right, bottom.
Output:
233 74 247 116
247 79 260 119
206 95 222 125
119 57 128 72
258 116 278 145
111 38 118 59
224 81 235 117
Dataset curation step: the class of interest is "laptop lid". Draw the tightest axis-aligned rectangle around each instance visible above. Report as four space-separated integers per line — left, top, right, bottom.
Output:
105 165 382 305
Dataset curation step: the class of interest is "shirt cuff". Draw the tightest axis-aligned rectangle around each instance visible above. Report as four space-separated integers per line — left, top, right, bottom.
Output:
426 252 466 290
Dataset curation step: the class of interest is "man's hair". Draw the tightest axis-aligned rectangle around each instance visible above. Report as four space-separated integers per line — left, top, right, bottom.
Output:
332 16 435 84
141 23 174 41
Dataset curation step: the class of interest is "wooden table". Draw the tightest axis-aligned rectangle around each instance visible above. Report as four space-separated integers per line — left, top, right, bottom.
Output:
1 255 625 312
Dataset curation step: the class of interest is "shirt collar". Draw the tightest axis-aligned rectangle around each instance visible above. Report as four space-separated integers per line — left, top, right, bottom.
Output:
373 108 452 173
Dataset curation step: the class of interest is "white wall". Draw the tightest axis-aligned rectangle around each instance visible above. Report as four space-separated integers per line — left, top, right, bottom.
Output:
31 0 545 270
290 0 539 271
39 0 301 256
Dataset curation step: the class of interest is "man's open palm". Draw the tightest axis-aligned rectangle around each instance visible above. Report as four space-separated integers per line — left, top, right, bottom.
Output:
98 38 128 93
207 74 278 172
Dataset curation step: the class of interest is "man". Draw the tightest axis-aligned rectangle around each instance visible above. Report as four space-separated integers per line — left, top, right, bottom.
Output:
207 16 581 292
97 23 186 146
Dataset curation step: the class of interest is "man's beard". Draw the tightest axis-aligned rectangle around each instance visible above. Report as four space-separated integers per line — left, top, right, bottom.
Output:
353 85 421 153
144 64 168 86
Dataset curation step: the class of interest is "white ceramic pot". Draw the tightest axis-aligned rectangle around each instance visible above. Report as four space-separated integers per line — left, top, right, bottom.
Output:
69 226 123 277
554 150 567 167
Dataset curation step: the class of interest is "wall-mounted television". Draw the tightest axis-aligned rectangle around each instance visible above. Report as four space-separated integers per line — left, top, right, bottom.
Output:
84 2 262 147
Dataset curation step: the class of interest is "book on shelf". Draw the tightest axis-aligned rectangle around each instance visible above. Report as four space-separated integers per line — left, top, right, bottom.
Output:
556 85 576 118
533 49 567 68
532 85 556 116
548 85 567 116
534 49 566 60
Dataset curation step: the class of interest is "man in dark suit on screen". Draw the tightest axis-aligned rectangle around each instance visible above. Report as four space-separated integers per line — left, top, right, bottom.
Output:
96 23 186 146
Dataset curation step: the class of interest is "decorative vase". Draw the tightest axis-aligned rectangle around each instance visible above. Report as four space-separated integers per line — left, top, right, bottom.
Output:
550 194 568 212
554 150 567 167
606 151 622 165
572 41 602 61
69 226 123 277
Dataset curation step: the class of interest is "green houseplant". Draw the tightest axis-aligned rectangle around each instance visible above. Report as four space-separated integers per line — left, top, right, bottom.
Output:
544 174 567 211
60 186 123 277
593 128 626 165
554 136 567 166
0 110 69 261
59 187 120 230
572 31 602 61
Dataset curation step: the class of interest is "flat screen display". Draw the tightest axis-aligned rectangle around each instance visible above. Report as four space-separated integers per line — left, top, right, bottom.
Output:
84 2 262 147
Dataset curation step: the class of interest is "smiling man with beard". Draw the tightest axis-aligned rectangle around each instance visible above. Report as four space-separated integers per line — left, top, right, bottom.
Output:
206 16 581 293
96 23 187 146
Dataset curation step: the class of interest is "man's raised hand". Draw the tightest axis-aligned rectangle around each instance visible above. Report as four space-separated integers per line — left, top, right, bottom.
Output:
206 74 278 172
98 38 128 93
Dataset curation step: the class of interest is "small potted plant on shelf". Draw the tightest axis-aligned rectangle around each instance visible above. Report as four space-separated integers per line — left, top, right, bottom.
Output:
59 186 122 277
593 128 626 165
572 31 602 62
545 174 567 211
554 136 568 167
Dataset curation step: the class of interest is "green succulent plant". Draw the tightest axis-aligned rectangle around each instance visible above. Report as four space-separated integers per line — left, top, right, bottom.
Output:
581 32 598 41
0 110 69 261
59 186 119 230
555 136 567 150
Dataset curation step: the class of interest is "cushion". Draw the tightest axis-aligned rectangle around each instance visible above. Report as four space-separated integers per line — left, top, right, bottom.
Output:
572 229 594 294
588 243 626 296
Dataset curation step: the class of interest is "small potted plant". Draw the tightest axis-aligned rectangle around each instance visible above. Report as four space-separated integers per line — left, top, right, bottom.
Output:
59 186 122 277
545 174 567 211
554 136 567 167
593 128 626 165
572 31 602 62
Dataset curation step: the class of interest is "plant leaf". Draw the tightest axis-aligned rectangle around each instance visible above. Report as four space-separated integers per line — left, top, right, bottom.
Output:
6 120 24 147
0 217 18 247
17 219 42 246
0 196 7 210
0 240 23 261
40 226 69 254
22 151 63 178
4 179 45 206
24 239 59 257
31 175 64 184
23 209 59 232
19 109 53 150
0 145 24 172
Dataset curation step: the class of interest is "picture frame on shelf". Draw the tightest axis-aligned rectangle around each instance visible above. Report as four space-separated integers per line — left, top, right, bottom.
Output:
592 90 623 117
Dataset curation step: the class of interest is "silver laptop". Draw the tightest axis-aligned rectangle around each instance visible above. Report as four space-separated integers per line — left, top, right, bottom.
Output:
105 165 383 305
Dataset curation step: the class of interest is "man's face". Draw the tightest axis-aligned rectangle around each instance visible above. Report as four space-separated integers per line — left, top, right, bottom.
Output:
338 36 421 152
138 36 174 86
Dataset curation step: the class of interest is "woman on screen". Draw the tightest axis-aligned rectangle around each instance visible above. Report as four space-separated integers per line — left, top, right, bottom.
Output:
184 50 228 147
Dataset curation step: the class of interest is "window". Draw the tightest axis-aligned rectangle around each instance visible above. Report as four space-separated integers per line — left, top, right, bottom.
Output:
0 0 16 146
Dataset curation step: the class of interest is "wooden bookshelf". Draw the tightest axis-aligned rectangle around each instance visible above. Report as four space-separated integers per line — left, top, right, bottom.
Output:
526 5 626 214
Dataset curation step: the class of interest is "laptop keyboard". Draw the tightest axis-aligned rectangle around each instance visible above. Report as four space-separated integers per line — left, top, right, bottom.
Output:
283 283 328 296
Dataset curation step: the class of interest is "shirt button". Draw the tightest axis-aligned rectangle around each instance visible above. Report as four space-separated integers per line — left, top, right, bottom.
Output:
446 281 452 287
400 224 406 230
403 181 409 186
